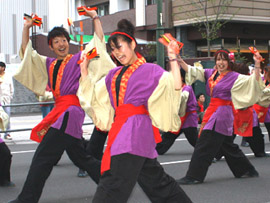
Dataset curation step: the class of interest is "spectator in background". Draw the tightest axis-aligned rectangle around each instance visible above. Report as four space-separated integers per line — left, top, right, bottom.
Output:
196 93 205 124
0 62 14 140
38 85 54 118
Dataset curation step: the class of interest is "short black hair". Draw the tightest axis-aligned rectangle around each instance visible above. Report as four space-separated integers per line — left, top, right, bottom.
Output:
196 93 205 100
47 27 70 46
0 61 6 68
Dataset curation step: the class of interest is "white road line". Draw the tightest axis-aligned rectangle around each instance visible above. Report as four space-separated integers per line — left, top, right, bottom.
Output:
11 150 36 154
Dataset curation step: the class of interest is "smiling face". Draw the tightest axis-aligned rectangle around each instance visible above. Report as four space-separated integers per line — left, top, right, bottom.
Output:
49 35 69 60
110 38 137 66
215 53 229 73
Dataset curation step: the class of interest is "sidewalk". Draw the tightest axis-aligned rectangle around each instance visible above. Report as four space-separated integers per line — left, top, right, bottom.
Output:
2 112 95 145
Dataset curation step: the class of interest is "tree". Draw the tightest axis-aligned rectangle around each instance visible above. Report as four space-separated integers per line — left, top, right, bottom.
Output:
178 0 239 57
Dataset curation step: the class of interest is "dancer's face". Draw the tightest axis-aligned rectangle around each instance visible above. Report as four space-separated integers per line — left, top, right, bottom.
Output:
49 36 70 60
216 54 229 73
110 38 137 66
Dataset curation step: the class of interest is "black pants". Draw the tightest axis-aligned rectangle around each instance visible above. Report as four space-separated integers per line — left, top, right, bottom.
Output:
0 142 12 185
17 128 101 203
86 127 108 160
264 122 270 141
156 127 198 155
93 153 192 203
245 125 266 157
186 130 256 182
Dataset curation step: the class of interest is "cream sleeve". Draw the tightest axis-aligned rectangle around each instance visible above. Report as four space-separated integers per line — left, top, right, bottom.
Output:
0 106 9 131
179 90 189 117
256 86 270 107
84 33 116 83
14 40 48 96
78 77 114 131
77 33 116 131
185 62 205 85
231 73 265 109
148 72 181 132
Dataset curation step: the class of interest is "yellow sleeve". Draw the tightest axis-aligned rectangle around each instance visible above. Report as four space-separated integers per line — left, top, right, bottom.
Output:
77 33 116 131
148 72 181 132
179 91 189 117
78 76 114 131
185 62 205 85
256 86 270 107
231 73 265 109
13 40 48 96
84 33 116 83
0 106 9 131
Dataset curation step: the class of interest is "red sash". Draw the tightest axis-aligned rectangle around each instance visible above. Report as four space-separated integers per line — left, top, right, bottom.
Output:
30 95 81 143
101 104 161 175
199 98 232 136
233 106 253 137
170 110 196 135
253 103 268 123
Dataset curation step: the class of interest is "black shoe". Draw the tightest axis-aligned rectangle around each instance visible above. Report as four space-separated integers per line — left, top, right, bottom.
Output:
240 169 259 178
0 181 15 187
255 153 270 157
77 169 88 177
176 176 202 185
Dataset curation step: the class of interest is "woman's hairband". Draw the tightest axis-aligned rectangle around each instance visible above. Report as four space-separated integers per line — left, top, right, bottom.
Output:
110 31 135 42
215 50 229 56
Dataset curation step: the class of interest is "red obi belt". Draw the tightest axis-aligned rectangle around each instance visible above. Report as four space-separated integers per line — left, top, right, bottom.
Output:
199 98 232 136
101 104 161 175
30 95 81 143
253 103 268 123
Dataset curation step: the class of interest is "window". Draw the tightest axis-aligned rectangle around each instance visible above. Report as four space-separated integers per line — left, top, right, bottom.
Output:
146 0 156 5
97 3 109 16
129 0 135 9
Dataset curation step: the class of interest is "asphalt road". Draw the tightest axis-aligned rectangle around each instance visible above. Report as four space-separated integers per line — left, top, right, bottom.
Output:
1 114 270 203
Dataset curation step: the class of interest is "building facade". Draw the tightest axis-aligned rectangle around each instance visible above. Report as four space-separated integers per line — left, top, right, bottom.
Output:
172 0 270 62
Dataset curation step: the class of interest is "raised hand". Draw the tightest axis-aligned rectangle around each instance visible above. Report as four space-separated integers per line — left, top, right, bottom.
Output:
80 52 90 81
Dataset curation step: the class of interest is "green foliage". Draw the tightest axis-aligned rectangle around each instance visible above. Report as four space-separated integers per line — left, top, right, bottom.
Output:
145 42 156 57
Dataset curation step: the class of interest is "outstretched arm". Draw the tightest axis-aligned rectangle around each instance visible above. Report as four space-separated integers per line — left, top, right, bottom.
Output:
84 8 104 41
253 53 262 81
167 41 181 90
22 16 34 55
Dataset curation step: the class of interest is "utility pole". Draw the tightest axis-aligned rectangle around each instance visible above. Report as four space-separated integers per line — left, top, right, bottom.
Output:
156 0 164 68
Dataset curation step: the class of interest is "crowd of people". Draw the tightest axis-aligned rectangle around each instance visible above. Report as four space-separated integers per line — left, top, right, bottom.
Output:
0 6 269 203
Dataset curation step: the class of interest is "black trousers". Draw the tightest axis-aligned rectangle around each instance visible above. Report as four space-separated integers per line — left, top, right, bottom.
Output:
0 142 12 185
186 130 256 182
156 127 198 155
264 122 270 141
93 153 192 203
245 125 266 156
17 128 101 203
86 127 108 160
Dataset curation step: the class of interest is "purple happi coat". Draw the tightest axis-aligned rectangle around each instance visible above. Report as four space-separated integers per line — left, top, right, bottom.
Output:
45 53 85 139
105 63 165 159
203 69 240 136
181 85 198 129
